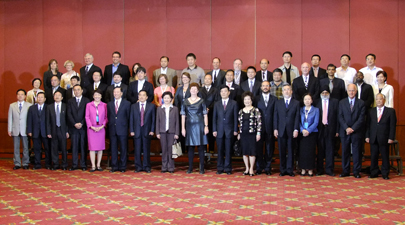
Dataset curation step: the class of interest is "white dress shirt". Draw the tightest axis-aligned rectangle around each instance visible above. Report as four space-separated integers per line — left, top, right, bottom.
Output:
161 67 168 74
359 66 383 85
335 66 357 89
138 79 145 93
162 104 173 131
94 81 100 89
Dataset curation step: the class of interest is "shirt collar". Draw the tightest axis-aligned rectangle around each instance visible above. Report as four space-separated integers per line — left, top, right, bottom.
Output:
114 82 122 86
112 63 120 68
161 104 173 109
187 65 197 70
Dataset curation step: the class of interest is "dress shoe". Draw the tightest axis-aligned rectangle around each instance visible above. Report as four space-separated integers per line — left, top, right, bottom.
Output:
265 171 271 175
186 170 192 174
249 173 255 177
46 167 51 170
354 174 361 178
69 168 78 171
279 172 286 176
339 173 350 177
110 169 116 173
145 170 151 173
51 167 60 171
169 171 174 174
13 166 21 170
199 170 205 174
382 175 389 180
90 168 96 172
227 172 232 175
33 167 41 170
161 171 166 173
82 168 87 171
62 167 67 171
368 174 378 178
256 171 262 175
288 172 295 177
97 167 103 172
216 171 223 175
134 170 141 173
23 166 29 170
316 172 324 176
120 170 126 173
326 172 335 177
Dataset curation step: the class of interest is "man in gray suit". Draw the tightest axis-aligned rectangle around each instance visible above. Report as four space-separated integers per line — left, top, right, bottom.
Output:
8 89 32 170
153 56 177 88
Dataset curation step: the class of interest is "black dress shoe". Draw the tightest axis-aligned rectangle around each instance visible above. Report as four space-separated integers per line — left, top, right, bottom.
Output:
46 167 51 170
216 171 223 175
256 171 262 175
51 167 60 171
33 167 41 170
288 172 295 177
316 172 324 176
169 171 174 173
326 173 335 177
62 167 67 171
199 170 205 174
265 171 271 175
279 172 286 176
368 174 378 178
23 166 29 170
120 170 126 173
354 174 361 178
82 168 87 171
90 168 96 172
249 173 254 177
134 170 141 173
382 175 389 180
110 169 116 173
226 172 232 175
146 170 151 173
186 170 192 174
13 166 21 170
97 167 103 172
339 173 350 177
69 168 78 171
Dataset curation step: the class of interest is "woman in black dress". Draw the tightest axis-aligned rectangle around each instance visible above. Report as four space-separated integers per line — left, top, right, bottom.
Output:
238 92 261 176
181 82 209 174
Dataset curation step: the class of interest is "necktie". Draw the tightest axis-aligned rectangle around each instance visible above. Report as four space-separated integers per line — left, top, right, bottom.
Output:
322 100 328 125
85 66 89 74
39 106 42 115
56 104 61 127
378 108 382 122
285 100 289 108
249 80 253 92
223 101 226 110
228 83 231 88
19 103 22 112
314 68 318 77
76 98 80 107
304 76 308 88
141 103 145 126
264 95 268 107
329 79 333 93
262 71 265 81
206 86 209 92
95 84 98 91
115 100 119 114
350 100 353 112
213 71 217 82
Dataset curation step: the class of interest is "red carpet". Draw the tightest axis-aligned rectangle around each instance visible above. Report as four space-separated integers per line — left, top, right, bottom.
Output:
1 160 405 224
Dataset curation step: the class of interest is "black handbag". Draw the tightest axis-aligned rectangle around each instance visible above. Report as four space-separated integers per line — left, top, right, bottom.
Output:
234 140 241 156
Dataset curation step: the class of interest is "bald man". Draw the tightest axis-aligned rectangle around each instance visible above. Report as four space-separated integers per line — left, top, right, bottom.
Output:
257 58 273 82
292 62 320 106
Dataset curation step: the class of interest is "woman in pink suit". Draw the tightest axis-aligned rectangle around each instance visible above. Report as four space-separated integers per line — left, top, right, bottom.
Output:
85 89 108 172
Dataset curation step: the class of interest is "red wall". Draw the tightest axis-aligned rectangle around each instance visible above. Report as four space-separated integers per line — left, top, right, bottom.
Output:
1 0 404 147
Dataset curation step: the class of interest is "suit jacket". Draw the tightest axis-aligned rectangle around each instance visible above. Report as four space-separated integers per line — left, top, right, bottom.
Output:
67 96 90 134
27 104 47 138
366 107 396 144
127 80 154 104
315 98 339 136
319 77 347 100
292 74 320 105
43 71 62 93
299 106 319 133
273 98 300 137
105 83 128 103
45 86 67 104
46 102 68 136
241 79 262 97
155 105 180 135
356 82 374 110
212 99 238 138
85 83 108 101
338 98 365 137
65 87 87 102
8 101 32 136
256 70 273 82
130 102 156 138
279 64 300 84
199 86 219 111
107 99 131 136
153 67 177 88
104 64 131 85
254 94 276 135
207 70 226 88
80 64 103 88
309 67 327 80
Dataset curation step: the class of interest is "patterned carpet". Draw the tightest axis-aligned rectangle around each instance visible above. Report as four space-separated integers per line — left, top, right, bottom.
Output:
1 160 405 225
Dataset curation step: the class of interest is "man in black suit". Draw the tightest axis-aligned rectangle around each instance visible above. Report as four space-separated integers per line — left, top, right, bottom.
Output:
80 53 103 88
233 58 247 85
241 66 261 97
254 81 276 175
86 71 107 101
200 74 219 153
65 76 87 102
67 85 90 171
309 54 327 79
292 62 320 105
274 84 300 176
45 75 66 104
213 85 238 175
46 90 69 170
338 84 366 178
130 90 156 173
104 51 131 85
319 64 347 101
105 72 128 103
355 71 375 111
315 86 339 176
366 94 396 179
27 92 49 170
207 57 226 88
108 87 131 173
256 58 273 82
224 70 242 103
127 67 154 104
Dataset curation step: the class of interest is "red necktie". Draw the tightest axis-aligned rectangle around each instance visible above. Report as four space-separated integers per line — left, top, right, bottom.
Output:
141 103 145 126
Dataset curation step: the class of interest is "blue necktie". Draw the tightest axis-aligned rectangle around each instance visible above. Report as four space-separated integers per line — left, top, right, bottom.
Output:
19 103 22 112
285 100 289 108
250 81 253 92
56 104 61 127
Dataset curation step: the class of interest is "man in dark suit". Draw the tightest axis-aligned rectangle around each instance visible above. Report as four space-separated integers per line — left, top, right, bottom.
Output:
105 72 128 103
46 90 69 170
274 84 300 176
130 90 156 173
254 81 277 175
200 74 219 153
127 67 154 104
319 64 347 101
67 85 90 171
207 57 226 88
108 87 131 173
315 86 339 176
233 58 248 85
241 66 261 97
256 58 273 82
65 76 87 102
213 85 238 175
292 62 320 105
45 75 66 104
309 54 327 80
104 51 131 85
355 71 375 111
366 93 396 180
86 71 107 101
224 70 242 103
80 53 103 88
27 92 49 170
338 84 366 178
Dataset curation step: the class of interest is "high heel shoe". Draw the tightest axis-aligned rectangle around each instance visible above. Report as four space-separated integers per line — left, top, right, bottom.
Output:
249 173 255 177
243 172 249 176
90 167 96 172
97 167 103 172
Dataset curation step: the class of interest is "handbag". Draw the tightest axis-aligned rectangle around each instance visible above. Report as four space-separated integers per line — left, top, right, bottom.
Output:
234 140 241 157
172 139 182 158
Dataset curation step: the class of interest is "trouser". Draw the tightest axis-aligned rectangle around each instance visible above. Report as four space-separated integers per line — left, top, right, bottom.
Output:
256 132 275 172
370 140 390 176
188 145 206 170
32 137 49 168
110 134 128 170
134 134 152 171
160 133 175 172
216 137 233 172
51 128 67 168
278 131 294 174
341 134 362 174
71 129 87 168
13 135 29 167
317 125 335 174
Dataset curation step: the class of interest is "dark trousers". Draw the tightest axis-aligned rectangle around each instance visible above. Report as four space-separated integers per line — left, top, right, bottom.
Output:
134 131 152 171
51 127 67 168
207 113 216 153
256 131 275 172
370 140 389 176
216 136 233 172
188 145 206 171
32 137 49 168
341 134 362 174
160 133 175 172
317 125 335 174
278 130 294 173
110 134 128 170
71 129 87 169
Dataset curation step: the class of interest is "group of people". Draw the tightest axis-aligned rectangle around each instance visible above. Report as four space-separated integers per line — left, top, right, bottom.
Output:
8 51 397 179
